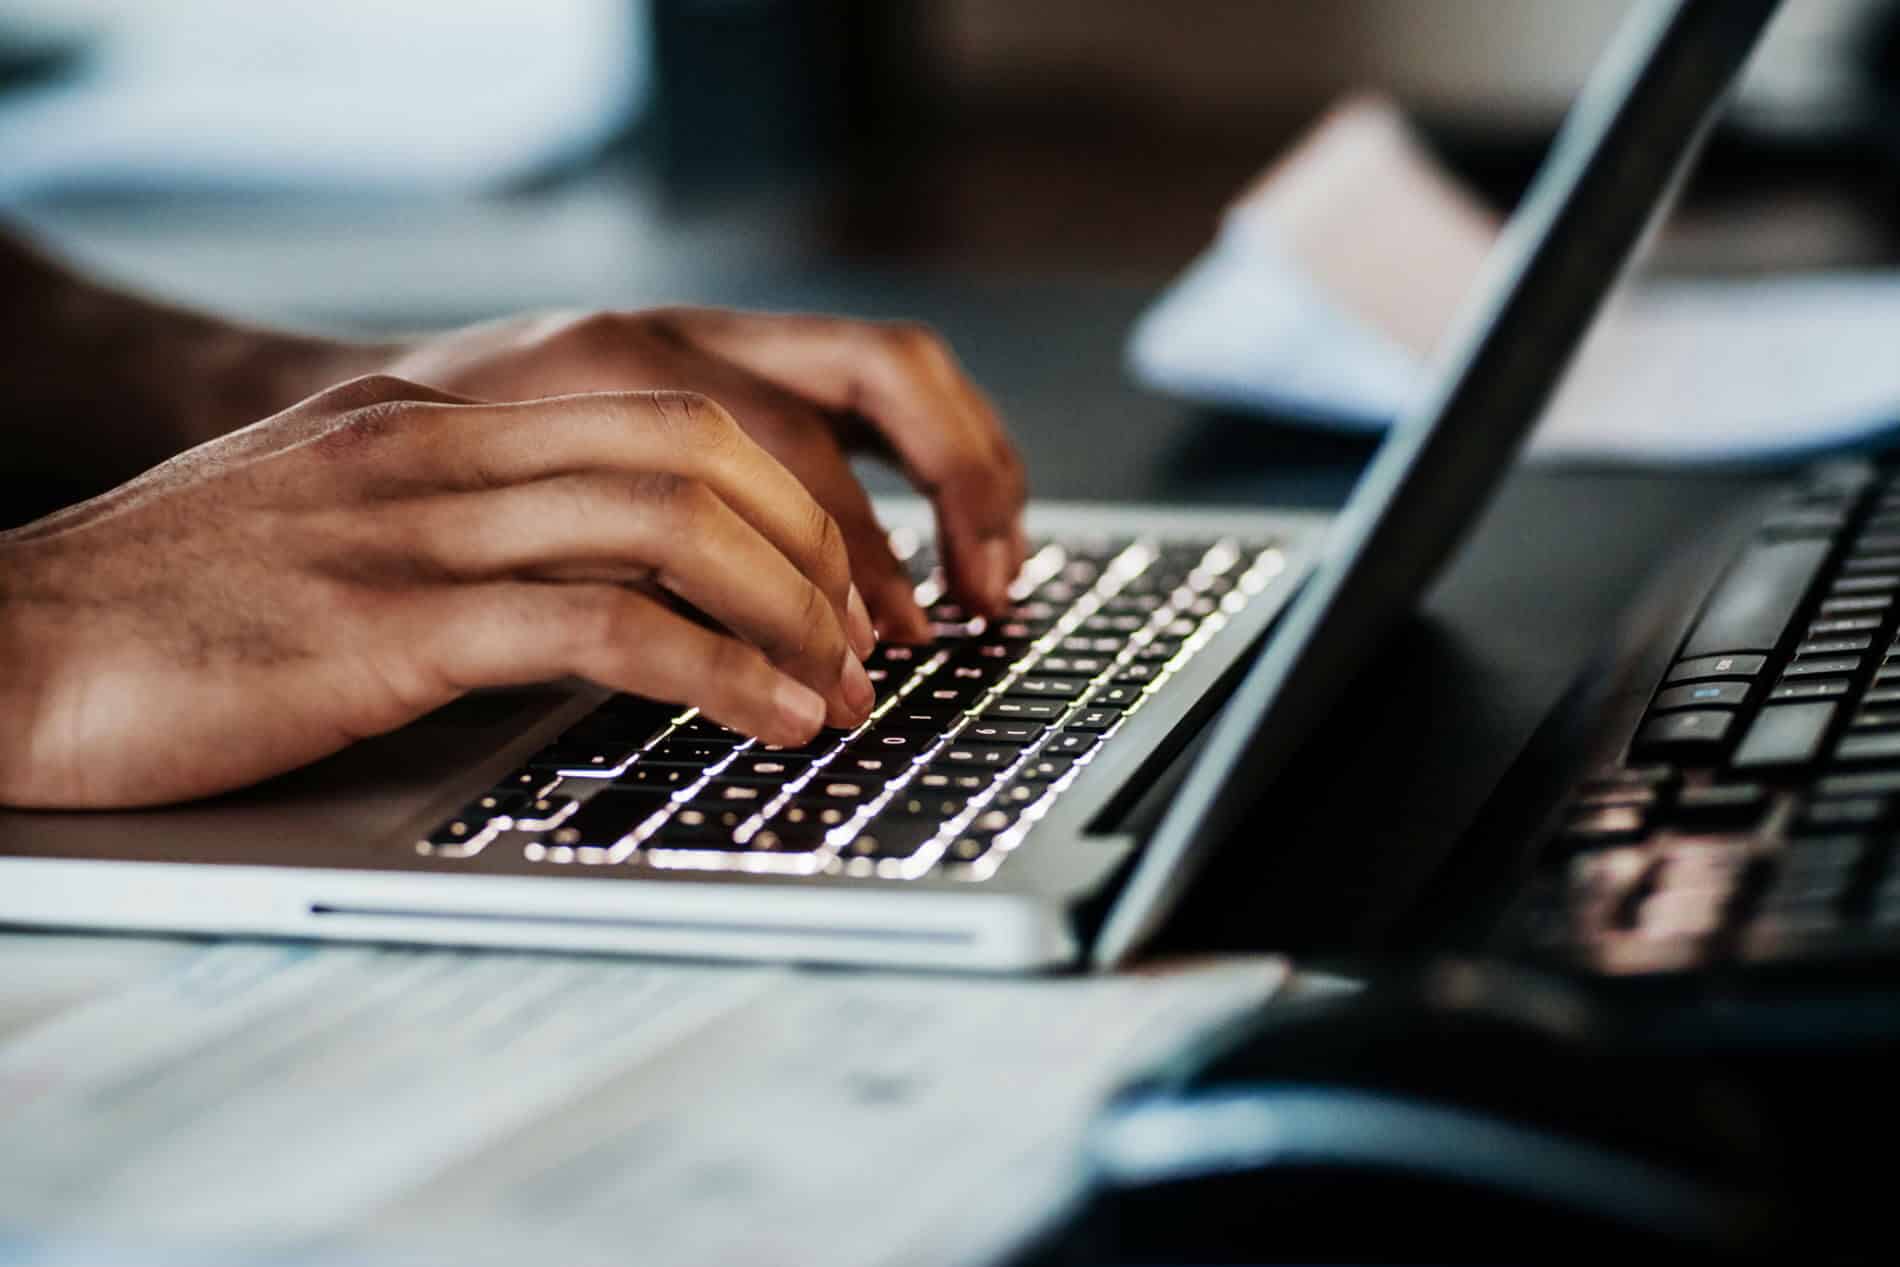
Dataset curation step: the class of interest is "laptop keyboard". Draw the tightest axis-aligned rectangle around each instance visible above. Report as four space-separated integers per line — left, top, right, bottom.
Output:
1512 463 1900 975
418 533 1287 881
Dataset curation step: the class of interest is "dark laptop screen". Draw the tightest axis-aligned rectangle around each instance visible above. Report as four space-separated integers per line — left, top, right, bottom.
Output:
1098 0 1786 964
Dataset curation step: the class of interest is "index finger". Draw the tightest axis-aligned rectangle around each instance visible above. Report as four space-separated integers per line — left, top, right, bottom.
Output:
673 311 1029 616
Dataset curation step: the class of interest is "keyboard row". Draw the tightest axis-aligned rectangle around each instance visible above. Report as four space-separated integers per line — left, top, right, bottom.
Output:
417 535 1287 881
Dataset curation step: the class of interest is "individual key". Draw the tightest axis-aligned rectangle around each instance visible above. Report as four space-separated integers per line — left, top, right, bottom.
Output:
841 817 940 862
720 753 815 783
1632 711 1735 758
1820 595 1890 616
844 729 938 762
1797 636 1873 656
915 769 993 795
643 738 748 767
745 824 827 855
1865 687 1900 706
1834 731 1900 765
1672 782 1768 828
880 700 967 730
1007 677 1086 701
887 788 972 819
1652 682 1748 712
803 777 881 804
525 737 638 771
1664 654 1766 685
938 661 1011 689
756 728 855 758
1760 508 1847 540
1851 710 1900 732
940 834 996 866
423 813 496 850
1034 655 1111 678
1792 797 1889 834
670 718 751 744
1768 680 1849 703
1066 708 1123 733
777 799 856 831
1808 616 1882 636
1133 639 1184 664
1018 755 1077 783
1111 663 1163 687
1831 574 1900 595
960 720 1045 746
463 791 528 821
936 741 1021 769
651 804 749 849
1047 730 1103 758
1842 554 1900 575
1081 613 1146 635
1090 684 1143 709
1679 539 1830 658
908 682 986 713
829 751 913 782
1730 701 1836 769
691 781 775 810
1059 635 1125 655
1818 770 1900 798
497 768 564 799
1781 656 1860 679
611 763 700 791
555 791 673 847
984 699 1066 723
511 795 577 830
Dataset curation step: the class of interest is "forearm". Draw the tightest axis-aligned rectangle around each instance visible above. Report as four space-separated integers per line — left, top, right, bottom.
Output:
0 229 387 490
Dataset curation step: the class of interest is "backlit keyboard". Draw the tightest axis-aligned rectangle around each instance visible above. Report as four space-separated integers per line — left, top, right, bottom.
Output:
418 534 1286 881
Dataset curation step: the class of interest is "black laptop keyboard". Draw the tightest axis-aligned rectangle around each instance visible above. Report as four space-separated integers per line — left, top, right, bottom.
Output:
417 533 1286 880
1513 464 1900 975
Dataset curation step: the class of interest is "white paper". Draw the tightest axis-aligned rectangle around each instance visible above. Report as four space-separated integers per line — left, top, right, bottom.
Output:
1127 99 1900 466
0 933 1288 1267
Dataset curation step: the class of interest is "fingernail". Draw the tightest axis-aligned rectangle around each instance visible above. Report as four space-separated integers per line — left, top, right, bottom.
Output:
981 538 1014 612
846 585 876 659
774 677 827 739
841 650 876 718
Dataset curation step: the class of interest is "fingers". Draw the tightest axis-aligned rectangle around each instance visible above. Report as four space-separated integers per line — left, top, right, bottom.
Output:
389 472 873 725
370 389 869 658
667 310 1029 615
784 440 934 644
405 582 833 748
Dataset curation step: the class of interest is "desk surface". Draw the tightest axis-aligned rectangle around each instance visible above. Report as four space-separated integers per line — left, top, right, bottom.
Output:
2 195 1786 1265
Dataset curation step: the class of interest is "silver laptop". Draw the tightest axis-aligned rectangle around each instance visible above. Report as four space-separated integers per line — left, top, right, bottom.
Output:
0 0 1780 971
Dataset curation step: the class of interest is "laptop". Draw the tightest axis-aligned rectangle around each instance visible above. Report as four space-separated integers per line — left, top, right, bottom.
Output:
0 0 1785 972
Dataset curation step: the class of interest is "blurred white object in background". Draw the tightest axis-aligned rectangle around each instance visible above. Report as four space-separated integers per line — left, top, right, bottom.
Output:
1129 96 1900 465
0 0 648 197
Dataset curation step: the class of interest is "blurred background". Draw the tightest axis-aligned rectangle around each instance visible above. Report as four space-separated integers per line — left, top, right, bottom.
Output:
2 1 1899 338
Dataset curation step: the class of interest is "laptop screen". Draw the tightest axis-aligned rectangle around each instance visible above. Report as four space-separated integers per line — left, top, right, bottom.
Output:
1096 0 1787 964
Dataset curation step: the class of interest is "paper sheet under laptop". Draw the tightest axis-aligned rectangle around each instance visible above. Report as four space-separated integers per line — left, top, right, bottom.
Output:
1129 98 1900 464
0 932 1287 1267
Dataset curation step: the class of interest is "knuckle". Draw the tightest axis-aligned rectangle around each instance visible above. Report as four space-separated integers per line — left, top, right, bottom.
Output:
317 373 423 408
643 390 739 452
628 471 711 527
792 580 835 661
881 319 944 362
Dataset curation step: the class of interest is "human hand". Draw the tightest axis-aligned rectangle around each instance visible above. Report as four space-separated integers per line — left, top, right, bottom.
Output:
0 376 876 809
363 308 1029 641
